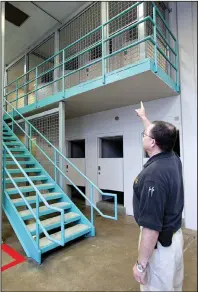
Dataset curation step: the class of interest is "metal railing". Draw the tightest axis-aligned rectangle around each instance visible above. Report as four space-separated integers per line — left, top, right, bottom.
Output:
4 2 179 110
3 98 118 231
3 142 65 249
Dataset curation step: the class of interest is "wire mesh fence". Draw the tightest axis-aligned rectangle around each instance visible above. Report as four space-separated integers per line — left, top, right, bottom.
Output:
31 113 59 180
5 2 178 112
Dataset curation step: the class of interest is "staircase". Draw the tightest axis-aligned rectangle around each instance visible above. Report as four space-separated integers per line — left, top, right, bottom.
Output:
2 122 95 264
2 99 117 264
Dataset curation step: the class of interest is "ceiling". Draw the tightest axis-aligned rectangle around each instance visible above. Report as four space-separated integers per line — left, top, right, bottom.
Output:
5 1 88 66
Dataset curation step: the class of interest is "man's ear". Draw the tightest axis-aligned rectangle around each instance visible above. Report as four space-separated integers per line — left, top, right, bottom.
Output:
151 138 156 148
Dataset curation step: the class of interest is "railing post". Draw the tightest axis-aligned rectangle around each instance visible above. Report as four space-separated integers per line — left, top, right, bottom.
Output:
35 67 38 106
16 80 18 109
175 40 179 91
62 50 65 94
90 184 94 226
2 147 6 198
153 5 158 73
11 109 14 131
36 192 40 249
102 25 105 84
54 149 57 182
114 194 118 221
61 210 65 246
29 127 32 153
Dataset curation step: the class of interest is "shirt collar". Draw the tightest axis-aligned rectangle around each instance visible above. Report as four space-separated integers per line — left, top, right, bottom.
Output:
143 151 174 168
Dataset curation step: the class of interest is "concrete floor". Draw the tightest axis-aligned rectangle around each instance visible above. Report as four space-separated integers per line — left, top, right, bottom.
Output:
2 208 197 292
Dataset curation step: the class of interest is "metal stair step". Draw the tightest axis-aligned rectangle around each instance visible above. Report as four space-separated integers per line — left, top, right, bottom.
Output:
12 192 63 207
6 175 48 184
19 202 71 220
6 154 30 158
39 224 91 251
3 137 17 140
7 183 56 195
8 168 42 174
3 133 13 136
27 212 81 235
4 142 22 146
6 161 35 165
8 147 26 152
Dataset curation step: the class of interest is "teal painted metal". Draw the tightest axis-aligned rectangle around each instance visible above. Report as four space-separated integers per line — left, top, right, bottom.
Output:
4 2 179 114
3 143 65 247
3 191 42 264
3 100 118 221
2 124 96 262
151 2 176 42
102 24 105 84
35 68 38 106
90 185 94 226
6 56 180 118
62 49 65 93
153 5 158 73
54 149 57 183
175 40 179 91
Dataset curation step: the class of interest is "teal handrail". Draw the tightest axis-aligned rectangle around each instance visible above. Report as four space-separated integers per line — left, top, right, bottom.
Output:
3 142 65 248
4 2 179 108
3 98 118 225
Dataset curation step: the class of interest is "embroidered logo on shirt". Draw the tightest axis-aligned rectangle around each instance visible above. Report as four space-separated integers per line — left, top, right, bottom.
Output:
148 186 155 197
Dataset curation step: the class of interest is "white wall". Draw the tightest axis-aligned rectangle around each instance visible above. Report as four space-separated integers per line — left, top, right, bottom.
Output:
65 95 181 215
169 2 197 231
177 2 197 231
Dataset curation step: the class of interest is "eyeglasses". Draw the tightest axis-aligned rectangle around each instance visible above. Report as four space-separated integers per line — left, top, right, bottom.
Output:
141 130 154 139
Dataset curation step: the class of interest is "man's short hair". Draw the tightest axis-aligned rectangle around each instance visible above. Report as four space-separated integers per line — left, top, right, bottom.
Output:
150 121 177 152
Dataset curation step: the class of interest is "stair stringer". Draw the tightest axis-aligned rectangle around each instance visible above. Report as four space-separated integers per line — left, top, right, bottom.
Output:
3 123 95 250
3 192 41 264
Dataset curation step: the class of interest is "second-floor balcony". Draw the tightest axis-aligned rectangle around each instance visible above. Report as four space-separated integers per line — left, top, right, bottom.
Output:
4 2 179 119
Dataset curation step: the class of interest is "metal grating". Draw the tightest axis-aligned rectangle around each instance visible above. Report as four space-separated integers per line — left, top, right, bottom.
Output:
28 36 55 104
144 2 169 75
13 121 25 143
31 113 59 179
59 2 102 89
6 57 25 111
107 2 139 73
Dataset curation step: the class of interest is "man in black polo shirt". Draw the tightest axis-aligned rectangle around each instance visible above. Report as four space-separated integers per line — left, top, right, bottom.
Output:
132 102 184 291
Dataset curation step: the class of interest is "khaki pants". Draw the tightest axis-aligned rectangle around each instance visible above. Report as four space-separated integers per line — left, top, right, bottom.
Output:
139 228 184 291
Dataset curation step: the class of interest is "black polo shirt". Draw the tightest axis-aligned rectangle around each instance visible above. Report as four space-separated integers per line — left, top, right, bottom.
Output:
133 151 184 232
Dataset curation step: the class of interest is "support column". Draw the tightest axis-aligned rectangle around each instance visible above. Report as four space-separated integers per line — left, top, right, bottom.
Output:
138 2 146 60
59 101 68 194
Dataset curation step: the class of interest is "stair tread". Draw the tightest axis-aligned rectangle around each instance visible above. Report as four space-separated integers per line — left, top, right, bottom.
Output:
12 192 63 204
27 212 80 232
39 224 90 248
6 161 35 165
6 175 48 182
7 183 55 193
8 168 41 173
6 154 30 158
19 202 70 217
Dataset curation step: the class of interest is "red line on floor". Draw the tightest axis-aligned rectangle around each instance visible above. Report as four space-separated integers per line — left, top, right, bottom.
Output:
1 244 26 272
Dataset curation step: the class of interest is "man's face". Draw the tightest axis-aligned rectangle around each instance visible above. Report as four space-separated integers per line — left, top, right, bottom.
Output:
142 124 155 152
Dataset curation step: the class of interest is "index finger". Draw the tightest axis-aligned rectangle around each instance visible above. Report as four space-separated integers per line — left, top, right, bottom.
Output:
141 101 144 109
